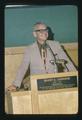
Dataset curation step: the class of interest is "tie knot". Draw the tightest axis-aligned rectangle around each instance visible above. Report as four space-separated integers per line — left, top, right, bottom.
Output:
41 42 47 49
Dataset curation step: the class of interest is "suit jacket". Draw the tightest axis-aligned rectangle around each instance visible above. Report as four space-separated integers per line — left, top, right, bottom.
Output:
13 40 76 87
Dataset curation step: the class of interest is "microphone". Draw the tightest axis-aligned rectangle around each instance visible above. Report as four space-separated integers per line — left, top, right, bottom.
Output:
50 59 68 72
50 59 68 65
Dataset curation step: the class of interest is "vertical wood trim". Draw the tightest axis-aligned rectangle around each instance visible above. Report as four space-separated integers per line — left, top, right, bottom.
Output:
6 92 13 114
30 78 39 114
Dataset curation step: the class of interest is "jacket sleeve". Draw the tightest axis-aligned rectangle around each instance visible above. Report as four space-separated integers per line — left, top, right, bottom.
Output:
12 47 30 88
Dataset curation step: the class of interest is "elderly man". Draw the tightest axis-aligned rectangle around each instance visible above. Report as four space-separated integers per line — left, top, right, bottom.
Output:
7 22 76 91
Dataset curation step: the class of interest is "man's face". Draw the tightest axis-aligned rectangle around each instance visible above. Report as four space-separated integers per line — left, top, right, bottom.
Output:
33 24 48 44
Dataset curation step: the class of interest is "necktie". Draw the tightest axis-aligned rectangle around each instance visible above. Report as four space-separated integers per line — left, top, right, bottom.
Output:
41 48 47 70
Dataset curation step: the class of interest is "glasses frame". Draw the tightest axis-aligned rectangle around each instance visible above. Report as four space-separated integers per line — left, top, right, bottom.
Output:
35 28 48 33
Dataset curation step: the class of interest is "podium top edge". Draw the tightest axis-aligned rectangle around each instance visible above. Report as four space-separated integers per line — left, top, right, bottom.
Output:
30 71 78 80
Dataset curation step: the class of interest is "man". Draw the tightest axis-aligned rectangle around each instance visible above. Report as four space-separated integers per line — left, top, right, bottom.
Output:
7 22 76 91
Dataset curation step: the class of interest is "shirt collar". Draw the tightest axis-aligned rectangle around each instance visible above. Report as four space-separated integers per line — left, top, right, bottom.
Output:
37 41 47 49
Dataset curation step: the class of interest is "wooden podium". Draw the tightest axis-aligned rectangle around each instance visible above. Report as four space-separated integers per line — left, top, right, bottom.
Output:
6 71 78 114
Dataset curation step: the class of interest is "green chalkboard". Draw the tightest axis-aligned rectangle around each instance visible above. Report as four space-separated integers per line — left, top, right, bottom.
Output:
5 5 78 47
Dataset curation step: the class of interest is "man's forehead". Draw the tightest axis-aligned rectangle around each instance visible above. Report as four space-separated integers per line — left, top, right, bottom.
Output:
34 24 47 30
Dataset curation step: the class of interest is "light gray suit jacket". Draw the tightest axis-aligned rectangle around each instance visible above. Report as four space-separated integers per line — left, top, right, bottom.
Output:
13 40 76 87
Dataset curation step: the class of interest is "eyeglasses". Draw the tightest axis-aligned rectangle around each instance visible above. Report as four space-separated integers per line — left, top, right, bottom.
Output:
35 28 48 32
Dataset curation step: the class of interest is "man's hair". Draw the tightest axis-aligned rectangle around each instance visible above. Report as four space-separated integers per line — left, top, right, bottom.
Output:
34 22 47 26
33 22 47 30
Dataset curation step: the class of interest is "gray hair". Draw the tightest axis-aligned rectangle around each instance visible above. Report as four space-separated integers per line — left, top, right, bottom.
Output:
33 22 47 31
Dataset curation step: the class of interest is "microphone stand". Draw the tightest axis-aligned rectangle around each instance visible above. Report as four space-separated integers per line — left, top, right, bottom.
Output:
46 43 69 72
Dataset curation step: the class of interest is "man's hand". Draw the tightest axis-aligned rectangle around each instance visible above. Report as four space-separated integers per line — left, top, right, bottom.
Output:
7 85 17 92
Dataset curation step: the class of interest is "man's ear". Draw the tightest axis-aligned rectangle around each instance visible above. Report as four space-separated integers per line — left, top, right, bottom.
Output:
33 31 37 38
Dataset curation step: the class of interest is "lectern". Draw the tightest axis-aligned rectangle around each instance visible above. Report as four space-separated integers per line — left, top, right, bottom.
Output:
6 71 78 114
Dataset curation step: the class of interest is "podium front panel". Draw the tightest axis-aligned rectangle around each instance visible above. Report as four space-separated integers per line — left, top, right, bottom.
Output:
38 88 78 114
31 71 78 114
